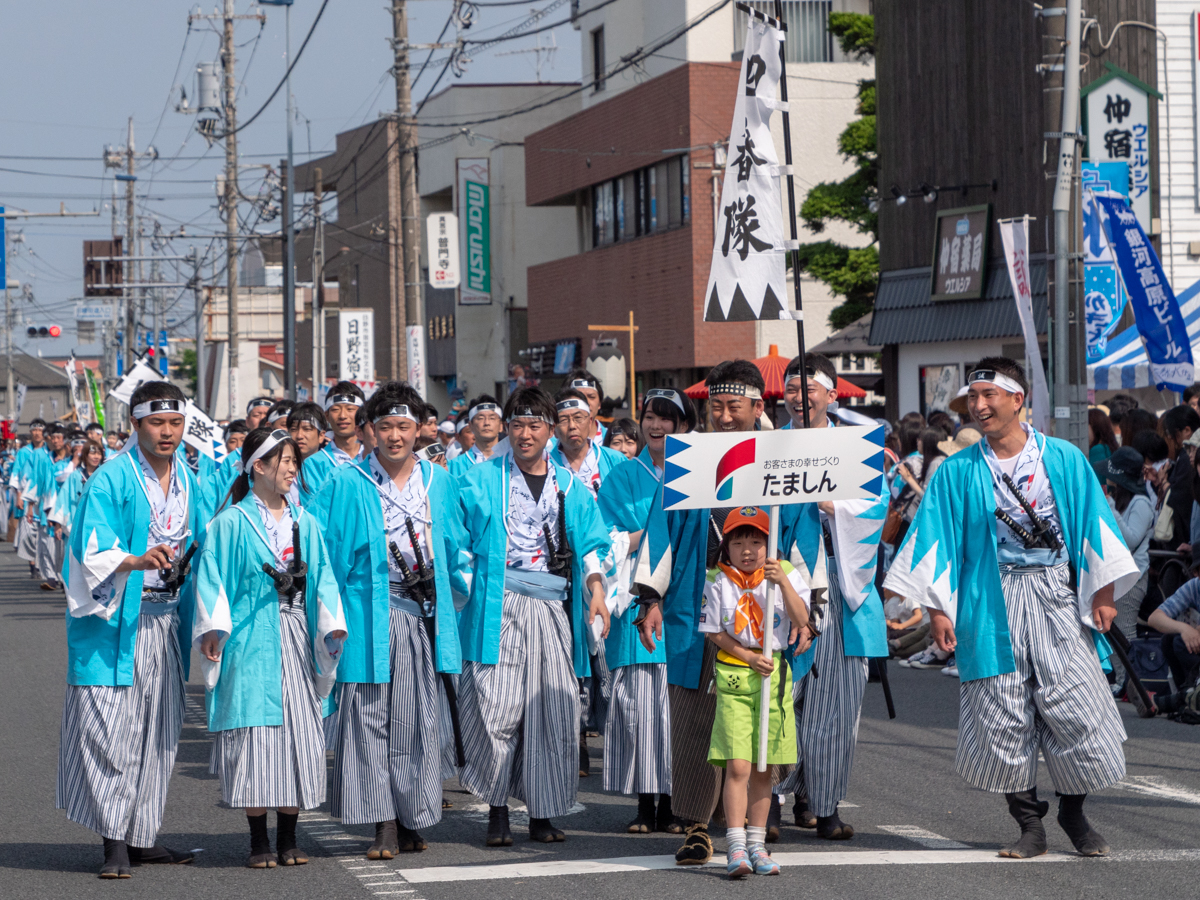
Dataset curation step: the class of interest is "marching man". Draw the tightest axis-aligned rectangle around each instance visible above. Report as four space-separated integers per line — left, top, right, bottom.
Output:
883 358 1138 858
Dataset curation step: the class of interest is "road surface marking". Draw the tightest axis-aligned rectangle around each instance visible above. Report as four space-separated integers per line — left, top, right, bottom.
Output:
879 825 970 849
1112 776 1200 805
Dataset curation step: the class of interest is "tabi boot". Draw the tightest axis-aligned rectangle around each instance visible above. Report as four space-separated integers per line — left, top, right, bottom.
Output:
656 794 682 833
998 789 1049 859
486 805 513 847
675 822 713 865
366 820 399 860
99 838 132 879
579 733 590 778
816 811 855 840
627 794 656 833
276 811 307 866
529 818 566 843
396 822 428 852
247 813 276 868
794 794 817 829
766 794 782 843
1056 794 1110 857
128 845 195 866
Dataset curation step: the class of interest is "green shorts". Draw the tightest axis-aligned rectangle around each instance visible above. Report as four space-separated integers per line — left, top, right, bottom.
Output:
707 653 796 767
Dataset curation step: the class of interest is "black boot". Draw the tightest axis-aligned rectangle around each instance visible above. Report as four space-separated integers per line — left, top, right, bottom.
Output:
656 794 681 833
396 822 428 852
766 794 782 843
99 838 131 879
128 844 195 865
276 811 307 866
486 805 513 847
579 733 590 778
674 821 713 865
794 794 817 829
529 817 565 842
627 794 656 833
247 813 276 868
998 789 1049 859
816 811 855 840
366 820 399 860
1056 794 1110 857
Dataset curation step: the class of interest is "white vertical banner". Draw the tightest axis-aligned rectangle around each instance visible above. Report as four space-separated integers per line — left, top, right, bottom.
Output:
998 217 1050 433
65 354 85 423
338 308 375 385
427 212 460 289
182 400 227 461
14 383 27 422
703 15 788 322
406 325 427 397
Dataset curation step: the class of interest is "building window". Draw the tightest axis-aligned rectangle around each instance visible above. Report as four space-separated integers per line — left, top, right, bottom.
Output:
591 26 605 91
588 155 690 249
734 1 834 64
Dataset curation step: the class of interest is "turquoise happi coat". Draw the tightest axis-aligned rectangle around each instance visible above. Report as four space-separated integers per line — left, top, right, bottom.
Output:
549 443 627 496
299 446 340 505
311 456 469 683
882 432 1139 683
192 493 347 731
62 449 207 686
456 455 611 678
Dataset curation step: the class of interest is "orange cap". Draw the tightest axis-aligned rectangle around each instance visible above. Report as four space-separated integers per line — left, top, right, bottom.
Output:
723 505 770 537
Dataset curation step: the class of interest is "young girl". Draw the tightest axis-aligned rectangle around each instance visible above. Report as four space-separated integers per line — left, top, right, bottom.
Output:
698 507 810 878
602 418 641 460
194 428 347 868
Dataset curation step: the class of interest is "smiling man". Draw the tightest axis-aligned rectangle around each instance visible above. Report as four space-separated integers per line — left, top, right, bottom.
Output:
884 357 1138 860
57 381 206 878
447 394 507 479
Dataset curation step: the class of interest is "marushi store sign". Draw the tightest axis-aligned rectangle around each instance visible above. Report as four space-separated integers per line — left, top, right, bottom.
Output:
456 158 491 305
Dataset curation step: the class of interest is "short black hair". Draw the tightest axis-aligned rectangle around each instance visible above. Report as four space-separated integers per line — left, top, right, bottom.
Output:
1106 393 1139 426
265 400 294 422
1130 429 1168 463
705 359 765 394
1162 404 1200 439
639 387 698 433
29 418 46 429
503 386 557 424
603 417 641 450
1184 384 1200 404
564 368 600 391
45 423 64 436
287 402 329 432
363 380 427 424
355 407 367 429
467 393 499 413
225 418 249 436
972 356 1029 396
784 352 836 388
129 379 185 410
426 405 439 421
85 422 103 433
327 381 366 402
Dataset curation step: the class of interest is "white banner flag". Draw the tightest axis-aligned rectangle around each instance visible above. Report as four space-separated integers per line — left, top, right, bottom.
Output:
998 217 1050 433
110 359 165 407
183 400 227 462
65 354 92 424
703 16 788 322
14 383 27 422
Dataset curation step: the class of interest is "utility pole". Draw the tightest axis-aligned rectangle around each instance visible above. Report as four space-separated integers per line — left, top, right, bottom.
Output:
223 0 241 417
392 0 423 392
191 248 206 414
312 167 324 395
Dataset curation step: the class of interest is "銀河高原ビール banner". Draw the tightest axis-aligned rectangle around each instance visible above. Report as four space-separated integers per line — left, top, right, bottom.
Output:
661 425 886 511
1093 193 1194 391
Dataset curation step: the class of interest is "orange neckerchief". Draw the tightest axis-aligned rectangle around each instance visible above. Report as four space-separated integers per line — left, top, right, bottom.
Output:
718 562 766 645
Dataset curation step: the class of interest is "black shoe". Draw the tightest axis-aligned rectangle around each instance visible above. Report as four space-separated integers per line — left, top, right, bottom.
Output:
366 820 399 860
99 838 131 879
486 805 513 847
766 794 782 843
128 845 195 865
627 794 656 833
529 817 565 843
998 789 1049 859
579 734 590 778
794 794 817 829
656 795 680 833
675 822 713 865
247 813 276 868
1056 794 1110 857
816 812 855 840
396 822 428 852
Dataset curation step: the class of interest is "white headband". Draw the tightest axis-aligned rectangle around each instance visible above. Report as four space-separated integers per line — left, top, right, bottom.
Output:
568 378 598 391
456 418 470 433
786 370 835 391
132 398 184 420
645 388 687 413
968 369 1025 395
267 409 290 424
242 428 290 473
556 398 590 414
507 406 554 425
469 402 500 421
371 404 420 425
246 398 273 414
325 393 364 411
708 383 763 401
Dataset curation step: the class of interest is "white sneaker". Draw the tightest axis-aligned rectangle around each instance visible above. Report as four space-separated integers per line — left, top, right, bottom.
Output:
941 660 959 677
907 647 947 669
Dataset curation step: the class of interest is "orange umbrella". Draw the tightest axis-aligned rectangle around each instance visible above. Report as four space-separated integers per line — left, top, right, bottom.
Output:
685 345 866 399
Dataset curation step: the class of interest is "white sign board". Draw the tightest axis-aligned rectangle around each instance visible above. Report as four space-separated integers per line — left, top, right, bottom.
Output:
109 359 165 406
74 302 114 321
1084 70 1153 231
662 426 885 511
426 212 460 289
406 324 426 395
338 308 374 384
183 400 227 461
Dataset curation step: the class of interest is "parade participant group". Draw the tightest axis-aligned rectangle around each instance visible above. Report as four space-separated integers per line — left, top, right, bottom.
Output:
19 354 1141 880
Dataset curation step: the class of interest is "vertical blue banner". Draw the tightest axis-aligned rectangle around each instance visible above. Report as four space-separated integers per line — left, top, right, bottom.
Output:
1095 193 1195 391
1082 163 1128 361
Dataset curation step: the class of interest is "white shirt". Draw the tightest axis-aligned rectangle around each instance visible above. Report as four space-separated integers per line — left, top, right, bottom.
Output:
698 564 809 653
136 446 189 589
368 453 431 581
506 461 559 572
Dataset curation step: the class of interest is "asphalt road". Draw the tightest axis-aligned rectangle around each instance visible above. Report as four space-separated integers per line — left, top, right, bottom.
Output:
3 543 1199 900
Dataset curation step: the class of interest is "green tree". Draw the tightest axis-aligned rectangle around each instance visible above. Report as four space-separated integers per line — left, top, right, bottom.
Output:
176 346 198 395
794 12 877 332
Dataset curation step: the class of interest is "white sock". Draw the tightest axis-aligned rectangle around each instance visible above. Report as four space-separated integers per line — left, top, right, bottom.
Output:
726 826 746 850
746 825 767 848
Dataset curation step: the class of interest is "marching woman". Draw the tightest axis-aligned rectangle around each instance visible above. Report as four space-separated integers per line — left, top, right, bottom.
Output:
48 438 107 540
194 427 347 868
312 382 468 859
286 402 332 505
595 387 700 833
456 386 611 846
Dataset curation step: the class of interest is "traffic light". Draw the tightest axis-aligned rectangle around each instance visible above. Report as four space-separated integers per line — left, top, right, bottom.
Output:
26 324 62 338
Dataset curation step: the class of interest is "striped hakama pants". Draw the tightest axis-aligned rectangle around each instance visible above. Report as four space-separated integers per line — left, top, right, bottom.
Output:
668 640 722 824
56 604 185 846
209 598 325 809
15 514 37 563
36 520 63 583
956 563 1127 795
777 567 869 817
458 590 579 819
331 605 447 829
580 641 611 736
603 662 671 795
